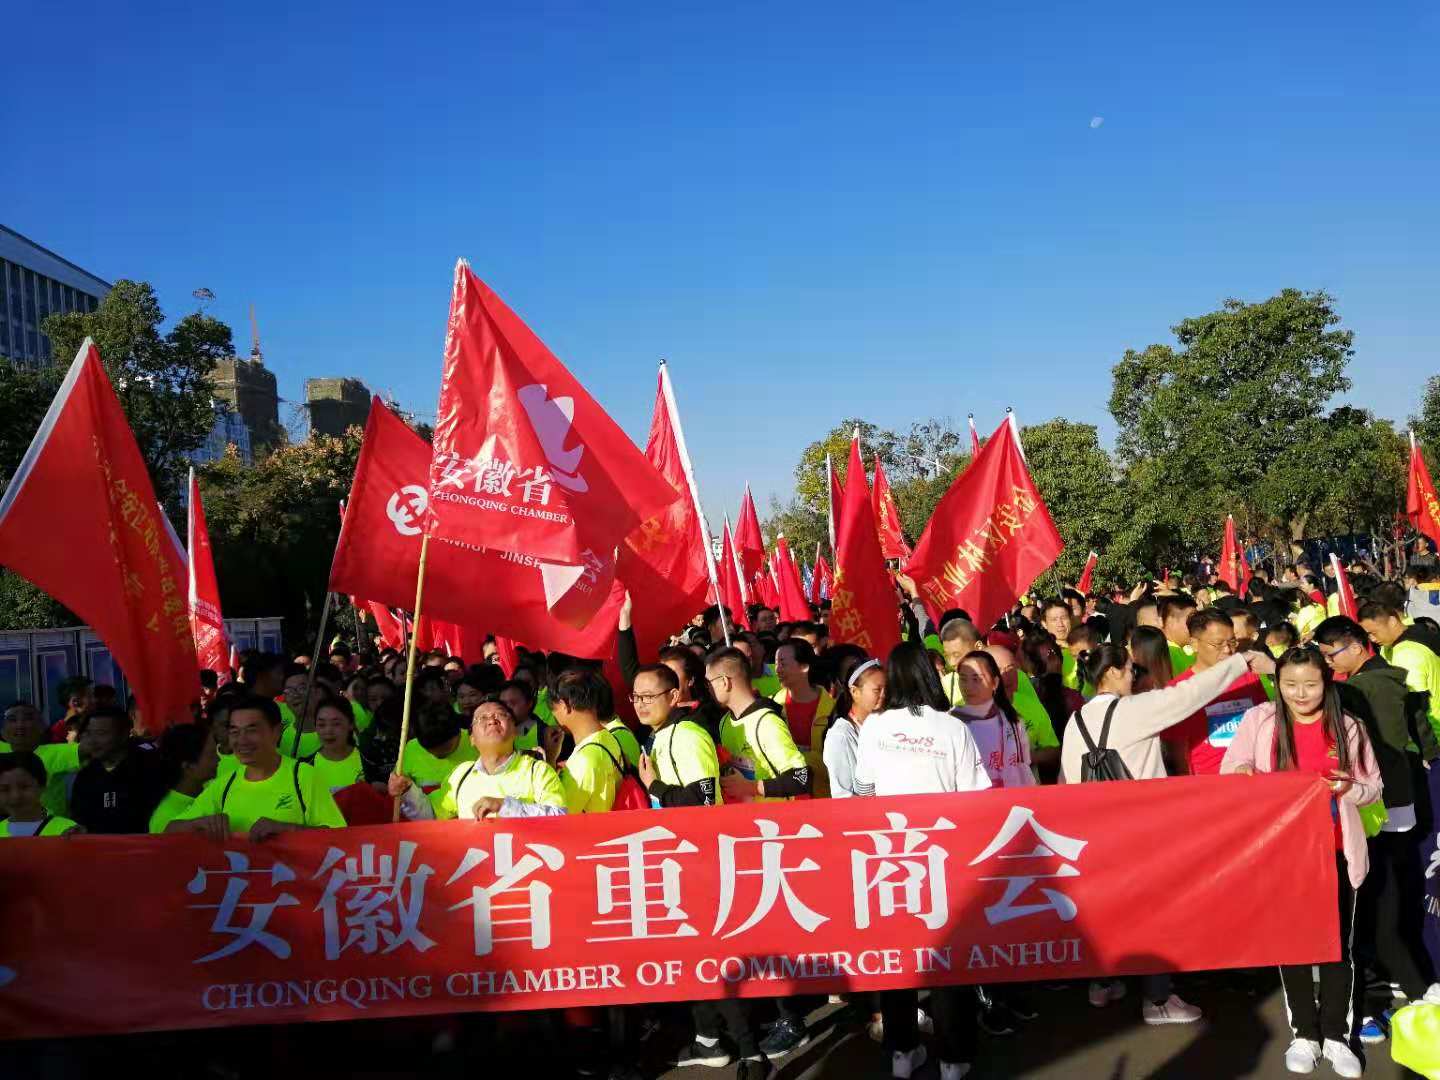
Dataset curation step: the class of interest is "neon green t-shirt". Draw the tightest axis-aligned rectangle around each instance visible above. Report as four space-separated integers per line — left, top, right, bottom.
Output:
720 703 807 799
1168 642 1195 677
216 751 242 779
515 718 542 754
148 789 195 834
1012 673 1060 749
280 718 321 760
752 672 782 700
534 688 556 727
1060 650 1079 691
650 719 723 805
604 718 642 768
0 815 79 837
561 728 624 813
401 737 479 795
940 670 964 707
176 757 346 832
308 747 364 792
432 753 566 819
349 701 373 733
34 743 81 817
1386 639 1440 740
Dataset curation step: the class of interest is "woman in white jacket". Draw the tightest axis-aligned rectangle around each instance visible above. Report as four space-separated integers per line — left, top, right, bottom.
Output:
854 642 989 1080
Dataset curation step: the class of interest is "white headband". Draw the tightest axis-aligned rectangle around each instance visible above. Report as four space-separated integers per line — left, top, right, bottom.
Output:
847 658 881 688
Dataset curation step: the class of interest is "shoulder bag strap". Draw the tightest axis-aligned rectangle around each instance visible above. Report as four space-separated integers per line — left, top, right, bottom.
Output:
219 772 238 809
1097 698 1121 751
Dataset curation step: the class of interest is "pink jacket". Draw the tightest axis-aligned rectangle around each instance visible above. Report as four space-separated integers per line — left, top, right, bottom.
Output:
1220 702 1382 889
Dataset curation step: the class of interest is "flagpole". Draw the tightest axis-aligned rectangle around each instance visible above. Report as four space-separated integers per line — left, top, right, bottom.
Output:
393 531 431 820
293 589 335 757
659 360 730 646
825 453 837 556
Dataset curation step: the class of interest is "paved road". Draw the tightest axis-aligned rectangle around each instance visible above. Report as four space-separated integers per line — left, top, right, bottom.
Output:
8 977 1419 1078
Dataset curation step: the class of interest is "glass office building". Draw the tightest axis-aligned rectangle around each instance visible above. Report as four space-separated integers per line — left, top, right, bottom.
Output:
0 224 110 367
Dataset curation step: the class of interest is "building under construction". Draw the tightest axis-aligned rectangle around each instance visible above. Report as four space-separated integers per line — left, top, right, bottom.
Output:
213 355 282 454
305 377 371 438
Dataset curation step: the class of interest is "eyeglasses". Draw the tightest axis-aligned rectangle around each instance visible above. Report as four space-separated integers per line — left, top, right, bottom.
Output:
706 675 730 688
629 691 672 705
1317 641 1358 663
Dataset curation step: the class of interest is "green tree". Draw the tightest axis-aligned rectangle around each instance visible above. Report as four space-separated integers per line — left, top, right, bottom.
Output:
41 280 233 502
198 431 363 645
1110 289 1354 560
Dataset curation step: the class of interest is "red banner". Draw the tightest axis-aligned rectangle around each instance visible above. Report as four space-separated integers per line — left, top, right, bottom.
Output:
187 468 230 677
1219 514 1251 596
0 774 1336 1040
1407 434 1440 550
871 456 912 562
905 415 1063 630
735 485 766 583
773 535 811 621
832 435 902 659
1077 550 1098 594
718 518 751 629
0 340 199 730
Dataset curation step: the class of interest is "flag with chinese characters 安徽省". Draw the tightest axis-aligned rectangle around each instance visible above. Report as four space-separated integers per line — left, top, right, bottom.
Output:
904 415 1063 631
330 397 622 658
427 261 678 567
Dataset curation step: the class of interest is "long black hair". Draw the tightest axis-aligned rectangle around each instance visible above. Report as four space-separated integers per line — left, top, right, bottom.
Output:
1127 626 1173 690
957 651 1023 752
884 642 951 713
1272 646 1353 774
1082 643 1132 694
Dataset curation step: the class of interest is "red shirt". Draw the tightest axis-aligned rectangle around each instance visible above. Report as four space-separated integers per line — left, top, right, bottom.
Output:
1166 667 1270 775
1292 718 1343 849
783 694 819 750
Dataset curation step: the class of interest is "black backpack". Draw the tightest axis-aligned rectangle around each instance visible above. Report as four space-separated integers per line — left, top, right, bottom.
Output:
1072 699 1133 782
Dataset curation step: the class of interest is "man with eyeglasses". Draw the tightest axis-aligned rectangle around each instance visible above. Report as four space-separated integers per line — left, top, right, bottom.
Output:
632 664 721 808
1165 608 1271 775
1314 615 1440 1039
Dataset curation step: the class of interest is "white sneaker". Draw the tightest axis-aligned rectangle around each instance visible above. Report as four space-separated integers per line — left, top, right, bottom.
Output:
892 1045 927 1079
917 1008 934 1034
1423 983 1440 1005
1142 994 1202 1025
1088 980 1126 1007
1321 1039 1362 1078
1283 1039 1321 1074
940 1064 973 1080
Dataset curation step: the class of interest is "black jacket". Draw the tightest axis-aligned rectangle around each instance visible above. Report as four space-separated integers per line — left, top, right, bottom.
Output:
1339 655 1440 809
68 749 168 834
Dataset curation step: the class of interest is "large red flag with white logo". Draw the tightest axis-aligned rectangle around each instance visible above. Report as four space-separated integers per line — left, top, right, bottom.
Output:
428 261 678 566
871 456 912 562
187 468 230 678
1218 515 1251 597
773 535 811 622
331 399 621 658
718 517 751 630
616 364 713 658
735 484 766 583
832 436 901 658
0 340 199 729
1407 433 1440 551
905 415 1063 631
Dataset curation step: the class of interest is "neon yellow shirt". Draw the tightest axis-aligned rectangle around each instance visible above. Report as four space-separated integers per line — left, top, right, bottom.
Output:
1385 638 1440 740
650 719 722 802
148 789 195 834
1294 604 1326 640
349 701 373 733
940 670 964 707
432 753 566 819
752 672 782 700
774 687 835 797
1011 673 1060 749
720 702 807 800
1168 642 1195 677
0 815 79 837
534 688 556 727
604 718 642 768
34 743 81 817
515 717 542 753
308 747 364 792
1061 650 1079 690
216 752 242 779
176 757 346 831
562 728 624 813
401 737 478 794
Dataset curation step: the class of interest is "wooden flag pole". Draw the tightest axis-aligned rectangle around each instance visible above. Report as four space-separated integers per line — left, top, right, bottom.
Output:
392 531 432 821
291 588 335 758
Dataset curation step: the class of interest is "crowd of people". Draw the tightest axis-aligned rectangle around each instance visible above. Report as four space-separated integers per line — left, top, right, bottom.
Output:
5 555 1440 1078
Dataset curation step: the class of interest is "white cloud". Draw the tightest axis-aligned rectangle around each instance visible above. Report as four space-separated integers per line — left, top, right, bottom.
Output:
1089 116 1105 129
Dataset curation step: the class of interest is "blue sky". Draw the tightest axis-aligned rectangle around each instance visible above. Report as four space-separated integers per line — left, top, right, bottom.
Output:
6 1 1438 526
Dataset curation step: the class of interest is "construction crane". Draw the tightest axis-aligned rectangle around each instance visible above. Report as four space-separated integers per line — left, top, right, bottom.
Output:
249 304 263 362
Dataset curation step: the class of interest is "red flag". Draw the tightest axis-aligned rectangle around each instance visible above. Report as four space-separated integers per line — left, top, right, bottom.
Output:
370 603 405 651
331 399 621 659
428 262 678 566
1077 550 1099 594
735 484 766 582
616 365 713 658
0 341 199 730
494 636 520 677
1407 432 1440 550
1219 515 1252 596
187 468 230 679
774 535 811 622
832 436 901 658
871 456 912 562
969 415 982 457
905 415 1063 631
755 559 781 609
811 550 834 605
826 454 842 554
1330 554 1357 619
719 518 751 630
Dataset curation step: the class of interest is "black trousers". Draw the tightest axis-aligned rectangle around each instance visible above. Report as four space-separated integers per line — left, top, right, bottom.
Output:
692 998 758 1058
1280 855 1356 1042
1358 828 1435 999
881 986 976 1066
